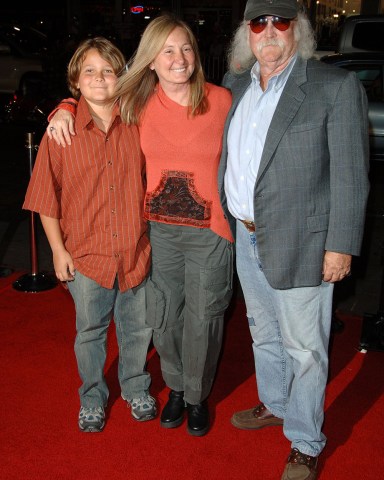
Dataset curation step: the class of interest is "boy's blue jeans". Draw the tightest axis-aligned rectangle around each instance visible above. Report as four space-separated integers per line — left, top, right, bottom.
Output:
67 271 152 408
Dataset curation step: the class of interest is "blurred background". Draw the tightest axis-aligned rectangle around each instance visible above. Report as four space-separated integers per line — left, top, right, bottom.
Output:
1 0 383 126
0 0 384 326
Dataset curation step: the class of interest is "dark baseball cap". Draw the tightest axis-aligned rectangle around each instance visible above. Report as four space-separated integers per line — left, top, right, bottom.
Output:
244 0 299 20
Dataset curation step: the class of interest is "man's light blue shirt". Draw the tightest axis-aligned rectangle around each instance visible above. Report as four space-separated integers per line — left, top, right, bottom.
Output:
224 55 297 221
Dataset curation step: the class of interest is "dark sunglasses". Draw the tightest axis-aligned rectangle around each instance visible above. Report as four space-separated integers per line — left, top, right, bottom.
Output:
249 16 292 34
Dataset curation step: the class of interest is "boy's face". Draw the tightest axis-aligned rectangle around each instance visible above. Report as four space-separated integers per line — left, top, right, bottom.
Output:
77 48 118 104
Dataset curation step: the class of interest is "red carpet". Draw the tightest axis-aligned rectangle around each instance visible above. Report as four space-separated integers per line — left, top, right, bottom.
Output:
1 272 383 480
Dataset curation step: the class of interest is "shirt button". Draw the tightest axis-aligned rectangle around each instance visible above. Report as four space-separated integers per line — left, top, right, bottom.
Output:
110 185 114 190
108 161 112 166
240 175 244 181
113 233 118 238
252 123 257 128
114 253 119 258
111 209 115 214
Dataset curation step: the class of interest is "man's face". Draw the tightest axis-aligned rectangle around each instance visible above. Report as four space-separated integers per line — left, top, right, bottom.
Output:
248 16 297 70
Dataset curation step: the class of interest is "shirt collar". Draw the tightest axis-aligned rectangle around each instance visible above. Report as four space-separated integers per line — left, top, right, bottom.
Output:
250 53 298 91
76 96 121 130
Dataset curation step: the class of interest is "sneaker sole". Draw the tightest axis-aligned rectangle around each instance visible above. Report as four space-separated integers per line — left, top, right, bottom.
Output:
79 424 105 433
131 412 157 422
121 394 157 422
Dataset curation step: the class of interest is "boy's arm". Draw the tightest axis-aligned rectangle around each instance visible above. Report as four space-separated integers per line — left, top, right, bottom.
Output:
47 98 78 147
40 214 75 282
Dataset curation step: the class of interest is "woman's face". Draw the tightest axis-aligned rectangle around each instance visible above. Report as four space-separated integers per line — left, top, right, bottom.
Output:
150 26 195 89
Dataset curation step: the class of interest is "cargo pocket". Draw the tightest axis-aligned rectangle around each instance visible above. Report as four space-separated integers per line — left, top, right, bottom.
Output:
199 243 233 318
145 277 170 333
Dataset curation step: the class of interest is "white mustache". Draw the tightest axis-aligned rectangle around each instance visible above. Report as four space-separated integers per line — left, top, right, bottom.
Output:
257 39 285 52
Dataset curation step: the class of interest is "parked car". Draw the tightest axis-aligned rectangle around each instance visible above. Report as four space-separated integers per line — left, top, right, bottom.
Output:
336 14 384 54
320 52 384 161
0 24 47 95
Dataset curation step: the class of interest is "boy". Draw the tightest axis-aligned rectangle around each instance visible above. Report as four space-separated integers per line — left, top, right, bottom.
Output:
23 37 156 432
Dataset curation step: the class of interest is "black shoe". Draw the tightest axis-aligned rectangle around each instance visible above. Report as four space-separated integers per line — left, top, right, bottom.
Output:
187 402 210 437
160 390 186 428
331 314 345 333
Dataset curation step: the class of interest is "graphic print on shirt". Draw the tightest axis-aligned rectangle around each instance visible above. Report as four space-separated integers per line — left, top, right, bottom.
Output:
145 170 212 227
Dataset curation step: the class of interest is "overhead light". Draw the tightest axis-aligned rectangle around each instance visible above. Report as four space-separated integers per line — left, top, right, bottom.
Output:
131 5 144 14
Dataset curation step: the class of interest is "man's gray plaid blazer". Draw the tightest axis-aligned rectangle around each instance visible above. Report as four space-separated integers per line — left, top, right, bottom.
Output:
218 56 370 289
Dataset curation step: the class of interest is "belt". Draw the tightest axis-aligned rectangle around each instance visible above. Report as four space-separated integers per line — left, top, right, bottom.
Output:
240 219 256 232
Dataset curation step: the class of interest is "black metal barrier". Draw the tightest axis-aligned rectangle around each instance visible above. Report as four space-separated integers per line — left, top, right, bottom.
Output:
359 238 384 352
13 132 57 293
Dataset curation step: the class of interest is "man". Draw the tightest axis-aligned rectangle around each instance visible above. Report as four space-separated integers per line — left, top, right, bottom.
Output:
218 1 370 479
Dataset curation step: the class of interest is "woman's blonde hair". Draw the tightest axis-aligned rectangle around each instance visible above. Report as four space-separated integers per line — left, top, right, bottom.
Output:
67 36 126 98
115 14 208 124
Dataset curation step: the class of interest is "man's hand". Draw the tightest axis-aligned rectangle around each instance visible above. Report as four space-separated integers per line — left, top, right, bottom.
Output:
47 110 76 147
322 251 352 283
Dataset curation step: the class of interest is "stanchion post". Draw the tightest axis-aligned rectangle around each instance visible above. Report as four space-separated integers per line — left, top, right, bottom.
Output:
13 132 57 293
359 237 384 352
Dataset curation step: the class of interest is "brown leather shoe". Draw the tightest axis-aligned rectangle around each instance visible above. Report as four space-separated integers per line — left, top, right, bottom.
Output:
281 448 318 480
230 403 284 430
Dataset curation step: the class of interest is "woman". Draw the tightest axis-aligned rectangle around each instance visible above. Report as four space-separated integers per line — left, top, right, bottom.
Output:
47 14 233 437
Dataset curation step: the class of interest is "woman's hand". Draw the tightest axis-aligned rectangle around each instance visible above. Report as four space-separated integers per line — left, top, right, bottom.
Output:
47 110 76 147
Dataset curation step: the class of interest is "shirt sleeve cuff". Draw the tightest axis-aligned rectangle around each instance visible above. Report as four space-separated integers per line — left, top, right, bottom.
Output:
48 98 78 121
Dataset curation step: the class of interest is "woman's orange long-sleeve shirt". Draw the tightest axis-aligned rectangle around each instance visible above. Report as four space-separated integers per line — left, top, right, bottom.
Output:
140 82 233 243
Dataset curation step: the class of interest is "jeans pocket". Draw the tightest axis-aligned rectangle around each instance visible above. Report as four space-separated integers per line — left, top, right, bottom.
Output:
145 277 169 332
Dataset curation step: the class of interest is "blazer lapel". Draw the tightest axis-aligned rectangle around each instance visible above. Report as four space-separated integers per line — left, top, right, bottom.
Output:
226 72 252 129
257 57 308 183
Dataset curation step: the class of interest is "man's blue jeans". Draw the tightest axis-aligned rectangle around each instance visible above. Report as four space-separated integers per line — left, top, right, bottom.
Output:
67 271 152 408
235 221 333 456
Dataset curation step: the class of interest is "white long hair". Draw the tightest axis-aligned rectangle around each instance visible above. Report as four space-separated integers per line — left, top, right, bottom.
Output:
227 12 317 74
